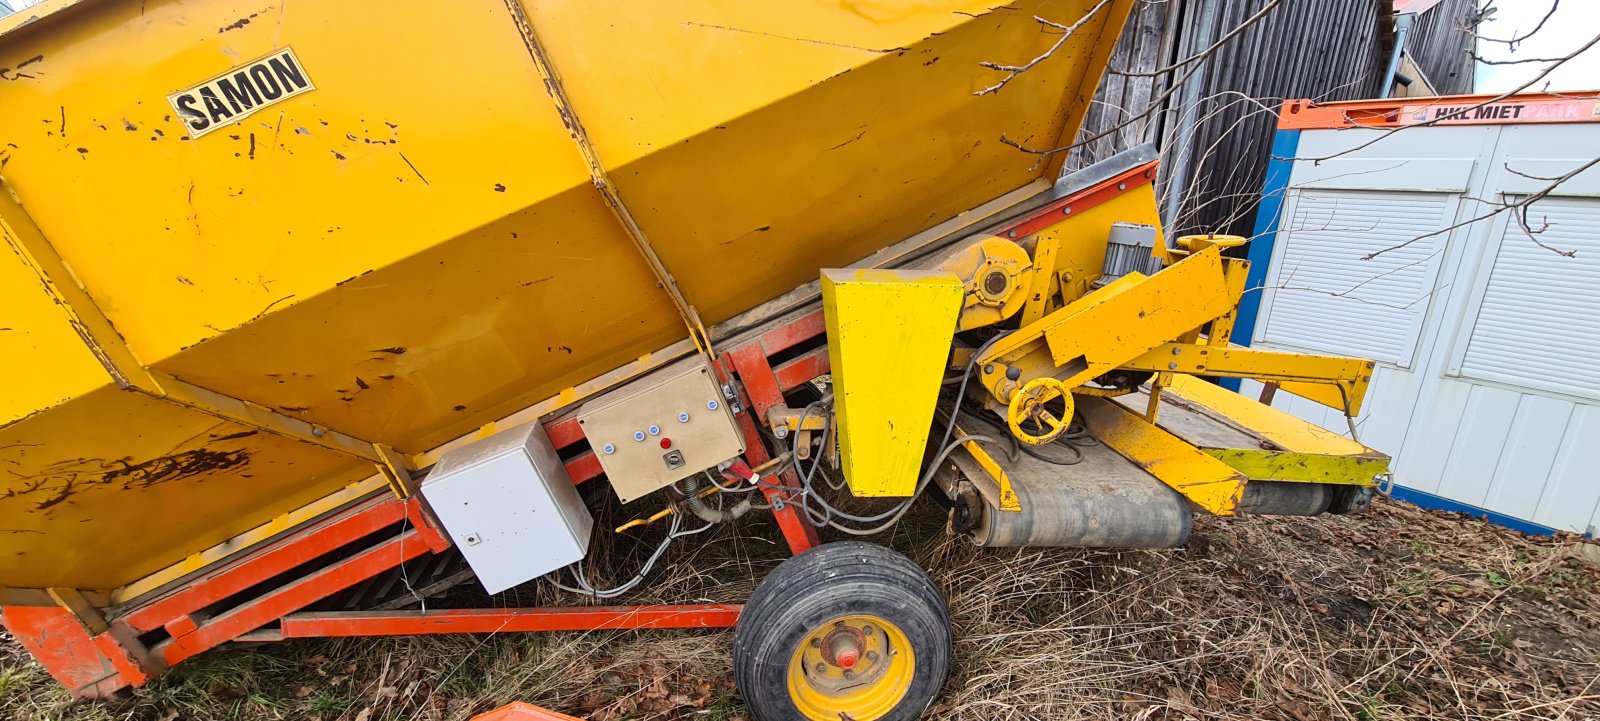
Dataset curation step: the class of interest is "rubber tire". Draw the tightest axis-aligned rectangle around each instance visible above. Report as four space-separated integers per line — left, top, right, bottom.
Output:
734 541 952 721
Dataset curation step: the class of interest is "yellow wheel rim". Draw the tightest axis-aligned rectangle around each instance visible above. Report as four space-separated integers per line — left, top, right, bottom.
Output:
786 614 915 721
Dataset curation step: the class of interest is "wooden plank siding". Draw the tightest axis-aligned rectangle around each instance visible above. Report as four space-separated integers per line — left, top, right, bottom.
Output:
1064 0 1476 237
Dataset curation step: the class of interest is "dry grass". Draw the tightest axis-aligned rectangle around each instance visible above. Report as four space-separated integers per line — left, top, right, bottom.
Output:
4 496 1599 721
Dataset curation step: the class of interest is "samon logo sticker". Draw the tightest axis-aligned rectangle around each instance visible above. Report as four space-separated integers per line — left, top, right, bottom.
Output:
168 48 314 139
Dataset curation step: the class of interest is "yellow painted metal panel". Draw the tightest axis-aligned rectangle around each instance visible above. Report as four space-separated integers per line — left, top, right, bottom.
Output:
0 237 109 426
1166 374 1381 458
155 186 687 453
1 0 633 363
545 0 1136 326
1078 396 1245 516
1203 449 1388 486
0 0 1134 590
822 269 963 497
0 387 368 590
1040 248 1232 371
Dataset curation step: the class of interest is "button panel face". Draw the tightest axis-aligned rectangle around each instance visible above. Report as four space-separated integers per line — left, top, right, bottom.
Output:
577 362 745 504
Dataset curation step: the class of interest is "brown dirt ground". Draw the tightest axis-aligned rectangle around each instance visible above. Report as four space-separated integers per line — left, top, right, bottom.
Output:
3 496 1598 721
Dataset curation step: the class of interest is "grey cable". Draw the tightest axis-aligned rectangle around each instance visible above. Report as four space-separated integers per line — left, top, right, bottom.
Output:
552 512 713 599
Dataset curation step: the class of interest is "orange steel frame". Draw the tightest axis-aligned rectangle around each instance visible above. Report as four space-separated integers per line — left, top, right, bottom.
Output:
3 160 1157 699
1276 91 1600 130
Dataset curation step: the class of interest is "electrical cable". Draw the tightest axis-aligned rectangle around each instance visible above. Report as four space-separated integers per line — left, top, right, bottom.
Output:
703 469 760 494
552 511 713 599
959 399 1087 466
807 432 1005 536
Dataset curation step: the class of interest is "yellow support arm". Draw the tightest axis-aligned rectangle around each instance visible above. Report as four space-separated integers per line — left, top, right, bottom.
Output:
1120 343 1376 416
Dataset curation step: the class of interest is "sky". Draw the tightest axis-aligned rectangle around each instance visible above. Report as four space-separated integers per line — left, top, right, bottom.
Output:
1474 0 1600 93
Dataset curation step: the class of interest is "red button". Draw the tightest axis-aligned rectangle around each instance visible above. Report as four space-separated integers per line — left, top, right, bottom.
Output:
659 438 672 449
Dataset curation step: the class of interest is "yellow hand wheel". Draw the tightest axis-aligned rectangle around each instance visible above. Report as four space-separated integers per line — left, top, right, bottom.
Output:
1006 377 1074 446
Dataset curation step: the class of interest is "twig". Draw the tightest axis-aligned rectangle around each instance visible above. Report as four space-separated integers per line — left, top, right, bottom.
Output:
975 0 1112 96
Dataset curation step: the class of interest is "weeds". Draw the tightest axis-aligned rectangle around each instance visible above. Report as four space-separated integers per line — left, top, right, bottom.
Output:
3 498 1598 720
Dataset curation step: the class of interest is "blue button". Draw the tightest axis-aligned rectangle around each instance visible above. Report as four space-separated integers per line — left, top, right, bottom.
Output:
707 400 720 411
633 431 646 442
602 443 616 455
677 412 690 423
648 425 661 436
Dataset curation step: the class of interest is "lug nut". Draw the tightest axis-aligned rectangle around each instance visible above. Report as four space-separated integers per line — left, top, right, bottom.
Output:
862 624 873 636
815 663 827 673
811 638 822 648
867 651 879 661
843 670 855 680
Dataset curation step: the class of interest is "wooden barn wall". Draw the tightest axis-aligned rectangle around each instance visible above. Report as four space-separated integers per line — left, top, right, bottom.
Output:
1065 0 1476 238
1406 0 1477 96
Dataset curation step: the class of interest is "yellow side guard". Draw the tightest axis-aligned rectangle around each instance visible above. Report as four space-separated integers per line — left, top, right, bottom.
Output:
821 269 963 497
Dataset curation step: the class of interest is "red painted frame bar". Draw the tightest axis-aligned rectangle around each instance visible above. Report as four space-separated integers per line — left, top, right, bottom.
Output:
723 344 821 555
1 605 146 698
158 529 430 666
1001 161 1157 240
123 495 417 632
279 604 743 637
771 345 829 393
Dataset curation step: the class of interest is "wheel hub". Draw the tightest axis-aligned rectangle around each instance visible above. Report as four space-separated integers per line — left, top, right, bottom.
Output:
787 614 915 721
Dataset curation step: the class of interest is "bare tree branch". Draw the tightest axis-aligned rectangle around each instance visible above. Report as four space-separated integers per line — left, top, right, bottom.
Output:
1362 155 1598 261
1473 0 1559 49
975 0 1113 96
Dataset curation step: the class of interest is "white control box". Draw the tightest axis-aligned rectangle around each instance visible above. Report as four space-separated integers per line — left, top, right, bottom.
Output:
419 422 592 594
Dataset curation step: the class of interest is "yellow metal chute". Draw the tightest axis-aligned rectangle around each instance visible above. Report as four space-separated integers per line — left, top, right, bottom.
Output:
0 0 1135 590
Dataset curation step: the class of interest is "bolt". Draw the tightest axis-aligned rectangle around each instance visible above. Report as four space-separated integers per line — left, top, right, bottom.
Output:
1168 362 1178 370
983 364 995 375
1007 230 1017 238
862 624 873 636
311 426 326 438
816 663 827 673
1005 366 1021 381
812 637 823 648
1062 206 1071 215
867 651 879 661
775 425 789 439
835 621 845 629
843 670 855 680
1172 347 1181 355
1117 182 1126 190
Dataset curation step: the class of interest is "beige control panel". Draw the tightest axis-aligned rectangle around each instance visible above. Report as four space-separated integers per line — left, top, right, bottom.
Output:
578 362 746 504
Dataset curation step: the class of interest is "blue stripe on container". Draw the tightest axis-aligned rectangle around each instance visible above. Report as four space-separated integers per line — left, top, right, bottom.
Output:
1222 128 1301 393
1388 484 1564 537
